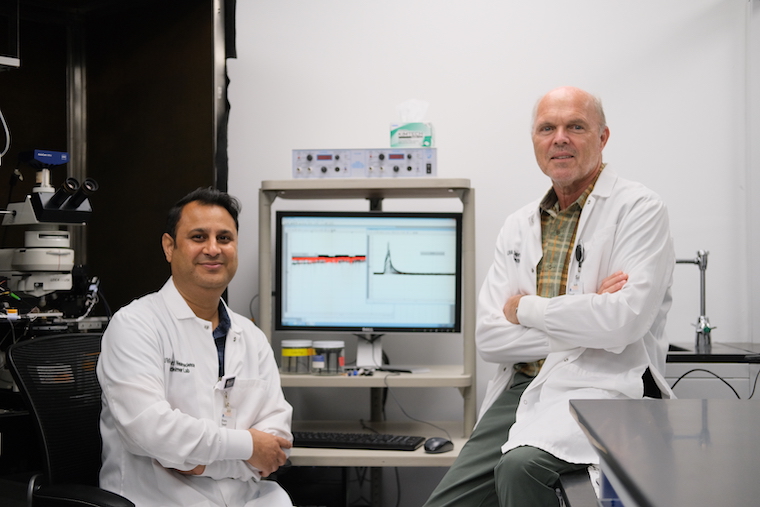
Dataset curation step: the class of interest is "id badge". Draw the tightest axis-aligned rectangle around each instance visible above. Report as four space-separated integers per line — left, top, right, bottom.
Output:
216 375 237 427
216 375 236 391
567 280 584 295
221 407 237 428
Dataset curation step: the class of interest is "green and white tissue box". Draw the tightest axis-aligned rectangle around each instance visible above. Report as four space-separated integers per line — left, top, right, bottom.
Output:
390 122 434 147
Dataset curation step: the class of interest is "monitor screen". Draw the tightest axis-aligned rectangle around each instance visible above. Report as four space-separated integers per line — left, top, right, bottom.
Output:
275 211 462 333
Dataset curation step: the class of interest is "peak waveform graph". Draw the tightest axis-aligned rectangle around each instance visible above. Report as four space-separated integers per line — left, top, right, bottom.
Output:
367 234 457 306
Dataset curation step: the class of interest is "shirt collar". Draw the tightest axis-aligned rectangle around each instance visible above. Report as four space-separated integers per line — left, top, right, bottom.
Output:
539 163 606 214
214 301 231 337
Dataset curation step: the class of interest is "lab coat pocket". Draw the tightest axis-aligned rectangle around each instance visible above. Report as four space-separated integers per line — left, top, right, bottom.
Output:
226 378 271 429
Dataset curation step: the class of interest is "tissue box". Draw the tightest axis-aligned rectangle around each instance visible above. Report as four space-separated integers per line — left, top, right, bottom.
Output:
390 122 434 148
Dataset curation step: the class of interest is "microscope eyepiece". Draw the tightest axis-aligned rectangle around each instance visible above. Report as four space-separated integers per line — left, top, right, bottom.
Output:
45 177 80 209
81 178 98 194
63 177 99 209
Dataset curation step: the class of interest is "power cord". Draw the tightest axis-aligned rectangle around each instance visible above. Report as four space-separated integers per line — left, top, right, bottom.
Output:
350 350 447 507
347 467 372 507
382 371 452 441
748 367 760 399
345 461 402 507
0 104 10 166
670 368 741 399
248 293 259 323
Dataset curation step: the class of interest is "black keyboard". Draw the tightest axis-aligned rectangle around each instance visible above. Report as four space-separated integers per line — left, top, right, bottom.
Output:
292 430 426 451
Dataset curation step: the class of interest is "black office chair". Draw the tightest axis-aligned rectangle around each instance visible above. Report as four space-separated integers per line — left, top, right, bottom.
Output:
6 333 134 507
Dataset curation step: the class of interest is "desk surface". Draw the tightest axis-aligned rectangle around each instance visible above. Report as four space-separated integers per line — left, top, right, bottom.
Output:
570 398 760 507
667 341 760 363
281 365 471 388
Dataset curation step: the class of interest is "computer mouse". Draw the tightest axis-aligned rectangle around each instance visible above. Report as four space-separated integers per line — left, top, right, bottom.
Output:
424 437 454 454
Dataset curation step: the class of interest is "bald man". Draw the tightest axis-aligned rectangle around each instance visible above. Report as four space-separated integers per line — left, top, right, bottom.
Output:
423 87 675 507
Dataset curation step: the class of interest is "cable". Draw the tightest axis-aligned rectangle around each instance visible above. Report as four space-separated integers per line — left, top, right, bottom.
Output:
347 466 372 507
97 289 113 318
748 367 760 399
382 372 453 441
670 368 741 399
355 373 445 507
75 278 101 321
248 293 259 323
359 419 379 433
0 105 10 160
381 349 390 420
393 466 401 507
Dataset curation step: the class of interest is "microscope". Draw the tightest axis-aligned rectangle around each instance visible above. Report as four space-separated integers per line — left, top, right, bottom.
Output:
0 149 98 300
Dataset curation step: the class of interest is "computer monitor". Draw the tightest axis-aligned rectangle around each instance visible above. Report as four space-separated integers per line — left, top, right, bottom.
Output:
275 210 462 367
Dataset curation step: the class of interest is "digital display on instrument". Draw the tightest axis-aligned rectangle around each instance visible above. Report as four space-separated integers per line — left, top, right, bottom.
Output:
389 154 405 160
317 155 333 161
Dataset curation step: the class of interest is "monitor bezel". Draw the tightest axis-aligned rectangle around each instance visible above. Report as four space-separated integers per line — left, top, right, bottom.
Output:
274 210 463 334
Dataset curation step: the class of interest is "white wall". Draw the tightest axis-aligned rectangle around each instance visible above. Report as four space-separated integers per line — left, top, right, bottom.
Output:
226 1 756 504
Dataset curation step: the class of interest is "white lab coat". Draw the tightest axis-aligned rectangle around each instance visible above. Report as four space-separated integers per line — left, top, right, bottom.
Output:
97 278 294 507
476 167 675 465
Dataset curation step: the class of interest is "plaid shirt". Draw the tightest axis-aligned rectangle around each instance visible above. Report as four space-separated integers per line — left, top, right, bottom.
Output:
514 165 604 377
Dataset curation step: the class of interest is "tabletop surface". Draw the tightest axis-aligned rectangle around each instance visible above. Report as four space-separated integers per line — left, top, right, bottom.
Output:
666 341 760 362
570 398 760 507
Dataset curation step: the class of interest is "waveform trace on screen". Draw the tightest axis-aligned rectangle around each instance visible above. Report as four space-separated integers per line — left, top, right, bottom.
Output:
291 255 367 265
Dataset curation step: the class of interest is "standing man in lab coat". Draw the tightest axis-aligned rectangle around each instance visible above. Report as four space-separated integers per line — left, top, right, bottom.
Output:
423 86 675 507
97 187 294 507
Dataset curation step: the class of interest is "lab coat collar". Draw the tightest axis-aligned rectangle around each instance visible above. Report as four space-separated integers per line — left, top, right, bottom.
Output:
160 278 242 334
160 278 197 320
524 166 617 223
575 166 617 240
588 165 616 199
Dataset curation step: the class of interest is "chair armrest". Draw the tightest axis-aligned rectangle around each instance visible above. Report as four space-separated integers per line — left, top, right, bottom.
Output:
34 483 135 507
557 468 597 507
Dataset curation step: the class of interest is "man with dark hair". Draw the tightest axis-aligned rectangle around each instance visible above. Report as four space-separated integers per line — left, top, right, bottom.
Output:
424 87 675 506
165 187 241 240
97 187 294 506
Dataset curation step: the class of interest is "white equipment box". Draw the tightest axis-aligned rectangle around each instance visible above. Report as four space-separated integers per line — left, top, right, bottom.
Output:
292 148 437 178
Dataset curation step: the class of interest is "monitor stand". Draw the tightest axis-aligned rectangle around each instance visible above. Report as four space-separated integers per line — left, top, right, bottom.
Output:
355 333 384 369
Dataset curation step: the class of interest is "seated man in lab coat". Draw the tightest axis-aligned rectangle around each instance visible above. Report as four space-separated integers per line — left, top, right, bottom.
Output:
97 187 294 507
424 86 675 507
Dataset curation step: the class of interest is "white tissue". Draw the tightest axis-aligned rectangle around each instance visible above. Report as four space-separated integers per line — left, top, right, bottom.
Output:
396 99 429 123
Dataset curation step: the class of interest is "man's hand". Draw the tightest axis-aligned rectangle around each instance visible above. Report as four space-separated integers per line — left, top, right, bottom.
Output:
246 428 292 477
503 294 524 325
175 464 206 475
597 271 628 294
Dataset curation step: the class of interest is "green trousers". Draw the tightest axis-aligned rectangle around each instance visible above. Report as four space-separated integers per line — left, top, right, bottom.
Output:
423 372 588 507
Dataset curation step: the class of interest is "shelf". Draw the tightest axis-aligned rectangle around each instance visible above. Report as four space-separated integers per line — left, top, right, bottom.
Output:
289 420 465 467
260 177 471 201
259 177 478 441
281 365 471 388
